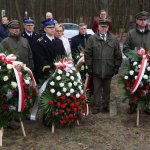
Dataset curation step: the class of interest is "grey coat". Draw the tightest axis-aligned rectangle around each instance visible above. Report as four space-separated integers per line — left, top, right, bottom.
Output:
0 35 33 70
85 33 122 78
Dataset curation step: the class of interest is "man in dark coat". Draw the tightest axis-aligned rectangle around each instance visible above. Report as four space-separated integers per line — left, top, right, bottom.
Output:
85 19 122 114
71 23 91 60
21 18 39 82
123 11 150 114
0 16 9 42
35 19 66 80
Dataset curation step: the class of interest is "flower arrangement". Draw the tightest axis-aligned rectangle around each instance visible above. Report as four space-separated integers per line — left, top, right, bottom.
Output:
119 47 150 110
40 58 88 128
0 54 37 128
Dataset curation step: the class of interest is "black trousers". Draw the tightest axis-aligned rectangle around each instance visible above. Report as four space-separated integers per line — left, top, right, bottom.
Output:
93 77 112 110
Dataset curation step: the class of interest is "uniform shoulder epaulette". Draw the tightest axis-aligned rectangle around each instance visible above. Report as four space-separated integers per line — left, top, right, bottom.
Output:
37 37 44 42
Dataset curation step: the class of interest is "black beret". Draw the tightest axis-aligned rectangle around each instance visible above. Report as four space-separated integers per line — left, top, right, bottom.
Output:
99 19 109 26
8 20 20 28
135 11 149 19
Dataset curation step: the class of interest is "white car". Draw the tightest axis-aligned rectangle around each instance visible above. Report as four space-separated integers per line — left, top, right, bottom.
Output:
61 23 94 39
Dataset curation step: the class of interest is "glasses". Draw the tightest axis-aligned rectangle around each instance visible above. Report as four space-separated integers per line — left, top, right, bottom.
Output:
56 30 63 32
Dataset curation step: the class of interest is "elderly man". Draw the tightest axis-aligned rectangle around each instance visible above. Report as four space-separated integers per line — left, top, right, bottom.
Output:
85 19 122 114
0 20 33 69
123 11 150 114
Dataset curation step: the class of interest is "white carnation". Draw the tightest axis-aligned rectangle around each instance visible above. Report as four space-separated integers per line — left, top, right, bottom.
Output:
73 82 77 86
3 76 9 81
147 67 150 71
50 81 55 86
24 79 30 85
124 76 128 80
56 76 61 81
76 93 80 98
70 88 74 93
69 70 73 74
57 69 63 74
66 93 70 96
81 65 85 70
7 64 13 70
70 76 74 81
138 65 141 68
143 74 148 79
57 91 61 96
133 62 138 66
76 72 81 80
129 70 134 75
6 89 13 99
78 86 82 90
66 72 70 77
0 66 1 70
80 90 84 94
59 83 64 87
11 81 17 88
68 82 72 87
135 76 137 79
50 89 55 93
63 87 67 92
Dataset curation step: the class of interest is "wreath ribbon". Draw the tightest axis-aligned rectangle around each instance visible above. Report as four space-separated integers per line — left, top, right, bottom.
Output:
130 48 149 94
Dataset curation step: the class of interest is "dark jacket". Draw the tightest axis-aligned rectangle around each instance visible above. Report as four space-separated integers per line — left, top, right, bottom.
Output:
0 35 33 70
123 26 150 56
35 35 66 79
85 32 122 78
0 24 9 42
71 33 91 59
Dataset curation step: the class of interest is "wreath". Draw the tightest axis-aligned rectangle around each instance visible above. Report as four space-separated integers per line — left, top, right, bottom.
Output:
0 54 37 128
119 47 150 110
40 58 88 128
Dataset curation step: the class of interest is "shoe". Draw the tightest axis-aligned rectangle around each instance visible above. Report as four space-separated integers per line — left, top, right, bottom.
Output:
144 109 150 115
7 120 20 130
92 109 100 114
127 106 136 114
101 107 109 113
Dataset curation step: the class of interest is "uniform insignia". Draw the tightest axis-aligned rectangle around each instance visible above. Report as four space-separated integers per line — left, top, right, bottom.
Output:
37 37 43 42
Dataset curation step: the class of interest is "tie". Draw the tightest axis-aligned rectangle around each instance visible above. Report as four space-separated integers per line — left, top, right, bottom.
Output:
101 34 105 41
30 34 32 38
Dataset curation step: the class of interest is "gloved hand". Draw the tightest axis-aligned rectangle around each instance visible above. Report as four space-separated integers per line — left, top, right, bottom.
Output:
42 65 51 72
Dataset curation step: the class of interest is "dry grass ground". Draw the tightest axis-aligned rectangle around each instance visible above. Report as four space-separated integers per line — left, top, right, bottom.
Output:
1 61 150 150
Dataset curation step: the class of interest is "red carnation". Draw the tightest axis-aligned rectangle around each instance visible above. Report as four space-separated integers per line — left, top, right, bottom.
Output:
69 113 73 118
63 119 67 124
138 84 143 89
49 100 54 105
23 83 28 89
60 120 64 125
82 100 86 105
56 102 61 107
2 104 8 110
80 94 86 99
60 95 66 100
70 103 75 107
78 106 82 110
25 95 31 100
12 90 17 97
134 96 138 103
139 91 144 96
73 96 77 100
61 104 66 108
66 108 71 112
74 108 77 112
71 119 75 123
145 85 150 90
66 115 69 119
75 102 79 107
58 109 63 114
53 112 56 116
126 82 130 87
67 99 71 103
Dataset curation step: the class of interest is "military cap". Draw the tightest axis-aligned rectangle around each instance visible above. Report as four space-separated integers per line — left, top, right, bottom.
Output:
42 19 55 28
99 19 109 26
8 20 20 28
135 11 149 19
23 18 35 24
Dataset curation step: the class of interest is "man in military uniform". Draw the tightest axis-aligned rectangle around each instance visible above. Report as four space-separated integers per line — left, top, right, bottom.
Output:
85 19 122 114
123 11 150 114
21 18 39 82
0 20 33 70
35 19 66 80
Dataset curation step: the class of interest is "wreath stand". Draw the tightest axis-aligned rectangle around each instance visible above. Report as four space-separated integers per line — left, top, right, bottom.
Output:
0 117 26 147
136 107 140 126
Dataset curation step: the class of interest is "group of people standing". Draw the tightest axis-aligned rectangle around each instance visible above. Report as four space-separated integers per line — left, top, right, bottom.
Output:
0 9 150 119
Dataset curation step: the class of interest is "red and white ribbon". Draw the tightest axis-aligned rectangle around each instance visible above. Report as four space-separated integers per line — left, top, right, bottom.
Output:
130 48 149 94
0 53 16 64
55 58 74 72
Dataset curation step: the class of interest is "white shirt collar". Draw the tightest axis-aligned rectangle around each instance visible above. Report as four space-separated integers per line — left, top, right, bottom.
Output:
46 34 54 41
